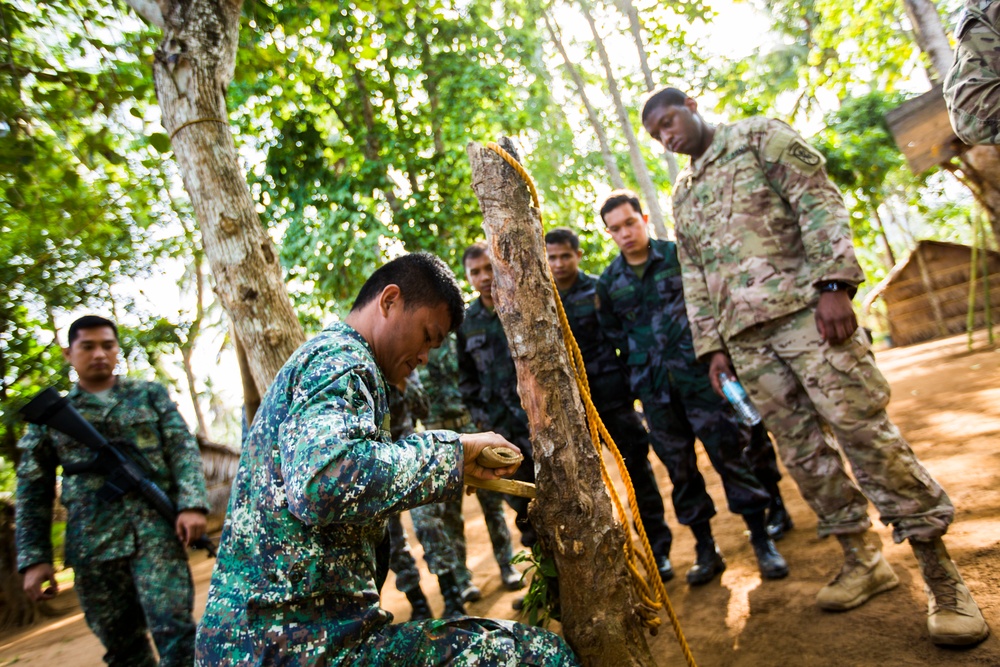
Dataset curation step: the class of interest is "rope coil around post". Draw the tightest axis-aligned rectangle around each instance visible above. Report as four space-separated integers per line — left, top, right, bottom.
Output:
484 141 698 667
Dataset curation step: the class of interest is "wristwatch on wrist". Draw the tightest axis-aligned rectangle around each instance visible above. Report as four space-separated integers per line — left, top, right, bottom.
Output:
817 280 848 293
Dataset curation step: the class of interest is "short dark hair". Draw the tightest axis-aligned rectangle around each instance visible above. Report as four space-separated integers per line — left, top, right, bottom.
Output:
351 253 465 331
68 315 119 346
462 242 488 268
641 87 690 124
599 190 644 224
544 227 580 251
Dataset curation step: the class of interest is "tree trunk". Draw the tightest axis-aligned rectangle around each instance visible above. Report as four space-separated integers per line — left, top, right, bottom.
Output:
615 0 680 183
870 201 897 268
124 0 305 393
0 500 39 630
232 324 262 428
543 12 627 191
580 0 670 239
902 0 1000 244
467 138 656 667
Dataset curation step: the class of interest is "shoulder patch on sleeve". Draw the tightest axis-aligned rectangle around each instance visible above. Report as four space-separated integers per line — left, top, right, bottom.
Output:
761 125 825 176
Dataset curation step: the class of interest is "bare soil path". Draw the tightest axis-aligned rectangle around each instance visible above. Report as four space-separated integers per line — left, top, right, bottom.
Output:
1 330 997 666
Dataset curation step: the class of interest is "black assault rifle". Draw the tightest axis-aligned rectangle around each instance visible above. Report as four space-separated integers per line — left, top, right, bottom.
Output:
20 387 216 557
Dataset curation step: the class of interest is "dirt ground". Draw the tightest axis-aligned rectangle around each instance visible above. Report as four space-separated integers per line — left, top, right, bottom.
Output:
0 330 997 666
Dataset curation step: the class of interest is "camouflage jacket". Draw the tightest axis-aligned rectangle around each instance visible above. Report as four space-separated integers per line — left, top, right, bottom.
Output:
672 118 865 360
944 1 1000 144
456 297 531 441
387 371 429 440
15 379 209 571
557 271 634 412
596 239 716 400
418 334 473 429
196 322 463 666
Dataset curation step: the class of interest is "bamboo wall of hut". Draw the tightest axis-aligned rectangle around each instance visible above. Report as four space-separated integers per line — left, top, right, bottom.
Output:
872 241 999 347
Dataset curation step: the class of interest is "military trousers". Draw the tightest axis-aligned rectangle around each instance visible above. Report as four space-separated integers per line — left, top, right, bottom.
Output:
440 489 514 589
597 403 673 558
348 616 579 666
638 377 771 527
73 552 195 667
727 307 954 542
746 422 783 491
388 513 421 594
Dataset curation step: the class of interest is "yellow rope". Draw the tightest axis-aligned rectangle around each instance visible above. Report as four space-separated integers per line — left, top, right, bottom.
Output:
484 141 698 667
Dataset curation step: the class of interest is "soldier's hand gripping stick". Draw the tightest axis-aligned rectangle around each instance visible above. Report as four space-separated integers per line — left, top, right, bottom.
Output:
466 446 536 498
20 387 217 557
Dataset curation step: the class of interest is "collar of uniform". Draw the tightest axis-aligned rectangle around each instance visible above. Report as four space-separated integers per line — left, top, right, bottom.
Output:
467 296 496 320
324 321 388 390
68 377 130 416
559 270 588 298
690 123 730 177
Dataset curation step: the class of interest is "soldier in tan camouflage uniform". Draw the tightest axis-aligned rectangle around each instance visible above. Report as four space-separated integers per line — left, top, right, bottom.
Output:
642 87 988 646
944 1 1000 144
17 316 210 667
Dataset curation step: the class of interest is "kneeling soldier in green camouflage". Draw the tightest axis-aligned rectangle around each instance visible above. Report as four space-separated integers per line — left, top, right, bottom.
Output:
17 315 210 666
195 253 578 666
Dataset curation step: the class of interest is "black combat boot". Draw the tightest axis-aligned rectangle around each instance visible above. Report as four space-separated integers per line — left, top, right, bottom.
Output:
745 511 790 579
765 492 794 541
405 587 433 621
500 563 525 591
655 553 675 583
438 572 467 618
686 521 726 586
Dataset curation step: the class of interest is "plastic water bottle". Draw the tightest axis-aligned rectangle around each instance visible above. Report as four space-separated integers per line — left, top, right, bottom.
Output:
719 373 762 426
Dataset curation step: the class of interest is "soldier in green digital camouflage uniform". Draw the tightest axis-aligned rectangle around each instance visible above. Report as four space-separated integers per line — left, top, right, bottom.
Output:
195 253 578 666
944 1 1000 144
387 371 468 619
643 86 988 646
17 315 210 667
593 198 789 585
457 243 537 548
420 336 524 596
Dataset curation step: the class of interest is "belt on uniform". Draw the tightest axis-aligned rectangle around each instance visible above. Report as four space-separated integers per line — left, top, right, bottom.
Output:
423 415 471 431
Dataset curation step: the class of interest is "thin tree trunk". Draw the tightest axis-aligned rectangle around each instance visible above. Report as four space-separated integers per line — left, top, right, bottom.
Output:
615 0 679 183
579 0 670 238
180 251 209 438
124 0 305 393
232 325 262 428
902 0 1000 244
543 12 627 191
870 201 897 268
467 138 656 667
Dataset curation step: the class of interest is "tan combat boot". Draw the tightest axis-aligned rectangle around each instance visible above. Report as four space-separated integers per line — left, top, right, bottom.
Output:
910 537 990 646
816 532 899 611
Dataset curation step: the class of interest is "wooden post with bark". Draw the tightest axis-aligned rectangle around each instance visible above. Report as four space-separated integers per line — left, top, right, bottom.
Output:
467 138 656 667
124 0 305 394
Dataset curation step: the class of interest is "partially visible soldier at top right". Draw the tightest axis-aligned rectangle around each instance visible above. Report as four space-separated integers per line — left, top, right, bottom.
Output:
944 1 1000 144
641 86 989 647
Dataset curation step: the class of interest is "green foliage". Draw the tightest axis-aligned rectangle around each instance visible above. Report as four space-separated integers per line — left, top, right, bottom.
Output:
0 1 201 460
511 543 561 627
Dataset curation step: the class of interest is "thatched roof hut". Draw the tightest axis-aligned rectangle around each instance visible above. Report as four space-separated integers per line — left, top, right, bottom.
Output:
864 240 999 347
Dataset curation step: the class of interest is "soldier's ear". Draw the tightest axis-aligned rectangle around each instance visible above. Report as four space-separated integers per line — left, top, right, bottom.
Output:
642 214 649 224
378 284 403 317
61 346 72 362
684 97 698 114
